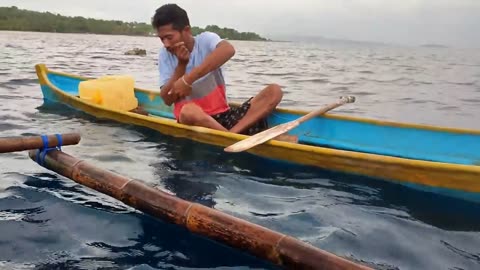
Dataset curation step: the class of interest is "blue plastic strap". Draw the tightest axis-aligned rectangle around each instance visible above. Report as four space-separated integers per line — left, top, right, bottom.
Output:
36 134 63 166
55 134 63 151
42 135 49 149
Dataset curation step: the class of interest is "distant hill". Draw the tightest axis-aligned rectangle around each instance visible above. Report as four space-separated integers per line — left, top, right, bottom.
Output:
0 6 268 41
270 34 389 46
420 44 449 48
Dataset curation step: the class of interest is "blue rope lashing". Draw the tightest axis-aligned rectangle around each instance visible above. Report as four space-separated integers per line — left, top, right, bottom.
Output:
36 135 48 164
36 134 63 166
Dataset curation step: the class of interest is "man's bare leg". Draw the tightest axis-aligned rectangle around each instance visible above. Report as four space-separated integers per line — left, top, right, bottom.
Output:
229 84 282 133
179 103 228 131
229 84 298 143
179 94 298 143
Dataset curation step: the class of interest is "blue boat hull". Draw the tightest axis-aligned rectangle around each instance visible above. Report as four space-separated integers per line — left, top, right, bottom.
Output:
35 64 480 202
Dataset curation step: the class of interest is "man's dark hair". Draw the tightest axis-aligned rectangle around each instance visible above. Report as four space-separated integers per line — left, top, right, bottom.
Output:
152 4 190 30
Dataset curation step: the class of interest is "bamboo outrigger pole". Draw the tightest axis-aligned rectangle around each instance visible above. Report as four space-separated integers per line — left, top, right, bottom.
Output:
0 133 81 154
28 149 371 270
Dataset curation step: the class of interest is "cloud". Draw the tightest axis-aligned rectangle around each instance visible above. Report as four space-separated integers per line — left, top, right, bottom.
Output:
2 0 479 47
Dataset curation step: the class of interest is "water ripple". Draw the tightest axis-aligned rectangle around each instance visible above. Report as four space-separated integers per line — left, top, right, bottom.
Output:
0 31 479 270
441 240 480 264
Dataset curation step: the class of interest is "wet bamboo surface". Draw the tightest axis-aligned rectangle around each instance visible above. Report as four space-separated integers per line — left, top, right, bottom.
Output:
28 149 372 270
0 133 80 153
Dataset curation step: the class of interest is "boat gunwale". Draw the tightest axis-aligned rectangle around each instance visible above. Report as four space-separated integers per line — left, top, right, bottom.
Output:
36 63 480 173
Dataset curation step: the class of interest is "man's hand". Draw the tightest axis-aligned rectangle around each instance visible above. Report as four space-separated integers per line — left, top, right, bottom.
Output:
170 76 192 99
172 42 190 65
160 42 190 105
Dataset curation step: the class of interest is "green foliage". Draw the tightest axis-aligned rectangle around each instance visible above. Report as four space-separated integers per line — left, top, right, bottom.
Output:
0 6 268 41
195 25 268 41
0 6 152 35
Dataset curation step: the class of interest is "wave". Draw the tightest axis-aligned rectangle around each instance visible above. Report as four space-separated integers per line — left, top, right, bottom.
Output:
248 71 298 77
91 56 122 61
0 83 16 90
360 77 410 83
4 44 19 48
438 105 460 111
331 81 357 86
359 77 433 86
0 122 28 131
459 98 480 104
6 78 38 86
231 58 246 63
0 94 22 99
330 86 350 91
350 91 375 96
441 240 480 263
445 81 477 86
290 78 330 83
252 59 274 63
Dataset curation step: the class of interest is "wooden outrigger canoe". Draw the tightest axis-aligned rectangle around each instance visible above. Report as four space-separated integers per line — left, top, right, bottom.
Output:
34 64 480 201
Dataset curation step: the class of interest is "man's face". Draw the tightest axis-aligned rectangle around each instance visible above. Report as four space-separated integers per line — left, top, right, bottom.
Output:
157 24 188 53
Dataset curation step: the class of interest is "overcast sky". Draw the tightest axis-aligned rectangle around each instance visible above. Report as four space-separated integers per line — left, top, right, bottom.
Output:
2 0 480 48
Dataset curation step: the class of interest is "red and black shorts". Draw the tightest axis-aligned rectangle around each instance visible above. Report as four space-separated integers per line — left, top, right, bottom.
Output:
212 98 268 135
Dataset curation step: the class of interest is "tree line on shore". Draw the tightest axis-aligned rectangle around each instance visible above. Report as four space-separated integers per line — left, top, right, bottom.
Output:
0 6 268 41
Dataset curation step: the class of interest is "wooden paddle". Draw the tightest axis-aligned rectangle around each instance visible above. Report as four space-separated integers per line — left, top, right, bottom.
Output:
224 96 356 153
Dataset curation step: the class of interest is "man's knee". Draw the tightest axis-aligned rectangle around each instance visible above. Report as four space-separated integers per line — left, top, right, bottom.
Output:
265 83 283 104
251 83 283 110
179 103 201 124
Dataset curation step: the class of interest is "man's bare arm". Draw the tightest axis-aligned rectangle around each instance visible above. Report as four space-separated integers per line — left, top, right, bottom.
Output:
183 40 235 84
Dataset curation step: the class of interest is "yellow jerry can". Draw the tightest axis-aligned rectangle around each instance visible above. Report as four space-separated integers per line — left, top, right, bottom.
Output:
79 75 138 111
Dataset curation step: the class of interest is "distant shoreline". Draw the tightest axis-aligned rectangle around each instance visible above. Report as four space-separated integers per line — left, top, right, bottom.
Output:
0 29 285 42
420 44 449 48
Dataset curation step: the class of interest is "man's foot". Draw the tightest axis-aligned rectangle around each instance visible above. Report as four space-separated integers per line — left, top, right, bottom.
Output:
274 134 299 143
130 106 149 116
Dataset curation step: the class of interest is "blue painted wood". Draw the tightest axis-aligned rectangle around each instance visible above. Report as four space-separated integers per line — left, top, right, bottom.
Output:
268 112 480 165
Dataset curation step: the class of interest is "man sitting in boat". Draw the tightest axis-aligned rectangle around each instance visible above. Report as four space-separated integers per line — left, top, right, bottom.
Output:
152 4 285 136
